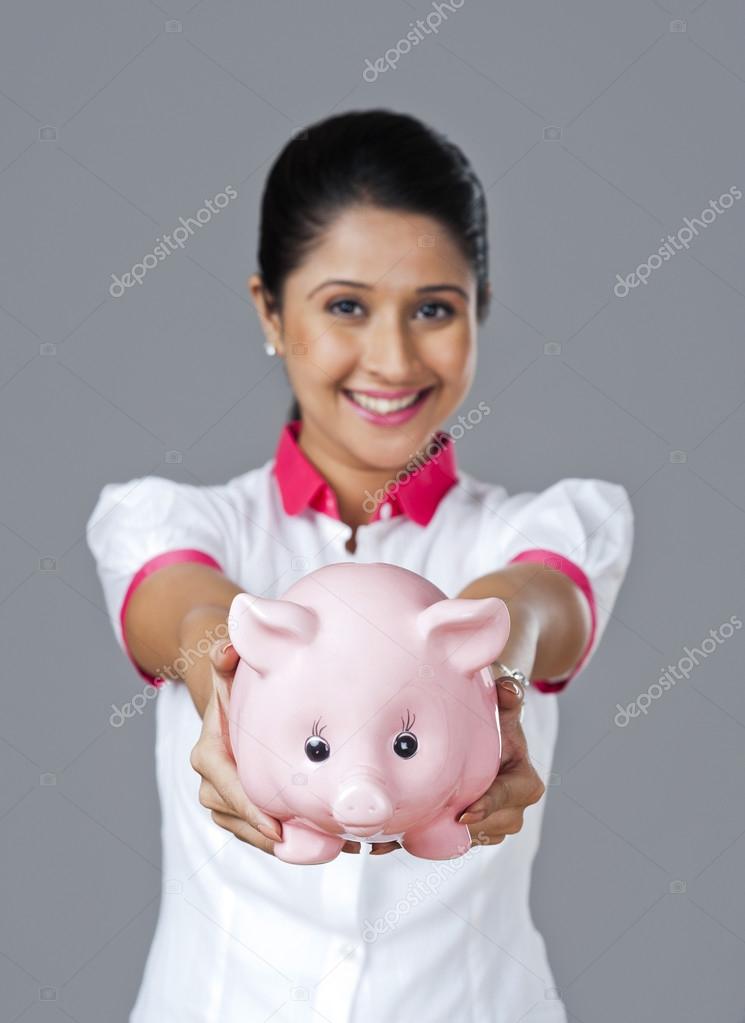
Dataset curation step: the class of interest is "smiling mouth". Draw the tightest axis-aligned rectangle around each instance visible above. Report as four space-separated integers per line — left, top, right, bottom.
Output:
342 386 435 415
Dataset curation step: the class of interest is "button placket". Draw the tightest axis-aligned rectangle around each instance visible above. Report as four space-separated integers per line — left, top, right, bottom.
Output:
316 515 355 558
313 853 367 1023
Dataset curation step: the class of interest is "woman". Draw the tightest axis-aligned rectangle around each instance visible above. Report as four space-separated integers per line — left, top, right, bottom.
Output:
87 108 634 1022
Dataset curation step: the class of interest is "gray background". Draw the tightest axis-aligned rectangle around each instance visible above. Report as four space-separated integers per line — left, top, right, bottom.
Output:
1 1 744 1020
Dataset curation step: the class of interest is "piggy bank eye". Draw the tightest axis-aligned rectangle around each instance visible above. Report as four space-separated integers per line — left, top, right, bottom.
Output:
305 735 330 762
393 731 418 759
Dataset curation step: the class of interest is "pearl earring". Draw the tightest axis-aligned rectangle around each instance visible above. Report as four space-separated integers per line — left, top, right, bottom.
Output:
264 340 277 356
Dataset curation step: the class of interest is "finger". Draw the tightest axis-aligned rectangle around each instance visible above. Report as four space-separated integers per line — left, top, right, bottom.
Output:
370 841 402 856
195 681 238 765
494 681 527 744
210 810 276 855
210 652 238 720
211 762 283 843
211 669 236 754
495 676 526 717
459 760 544 820
467 809 524 838
192 692 282 841
479 833 506 845
461 825 506 847
209 638 240 677
198 779 232 814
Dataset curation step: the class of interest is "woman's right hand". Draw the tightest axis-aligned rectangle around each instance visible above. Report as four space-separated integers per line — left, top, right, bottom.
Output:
189 639 284 856
189 639 367 856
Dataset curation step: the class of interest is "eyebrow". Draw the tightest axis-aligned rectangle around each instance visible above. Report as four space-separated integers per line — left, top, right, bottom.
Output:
307 279 469 300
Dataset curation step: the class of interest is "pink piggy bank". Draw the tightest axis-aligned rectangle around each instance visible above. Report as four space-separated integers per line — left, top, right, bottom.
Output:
227 562 509 864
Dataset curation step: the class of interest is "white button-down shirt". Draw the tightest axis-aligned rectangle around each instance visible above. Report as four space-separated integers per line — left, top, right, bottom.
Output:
87 448 633 1023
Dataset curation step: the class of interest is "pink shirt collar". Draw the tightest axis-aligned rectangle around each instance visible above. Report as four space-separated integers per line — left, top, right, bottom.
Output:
272 419 458 526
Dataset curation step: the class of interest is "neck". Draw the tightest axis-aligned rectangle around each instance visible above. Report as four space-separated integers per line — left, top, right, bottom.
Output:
296 417 435 528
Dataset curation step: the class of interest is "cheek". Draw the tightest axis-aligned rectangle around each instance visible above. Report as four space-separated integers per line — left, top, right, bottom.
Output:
421 329 474 383
286 324 359 391
313 332 359 377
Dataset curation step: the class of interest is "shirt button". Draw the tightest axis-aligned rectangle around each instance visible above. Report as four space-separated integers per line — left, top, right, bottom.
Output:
379 502 393 520
340 942 358 958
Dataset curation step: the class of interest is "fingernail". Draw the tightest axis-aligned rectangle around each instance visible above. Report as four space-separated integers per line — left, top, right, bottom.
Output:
458 809 486 824
219 642 234 656
497 678 522 698
258 823 282 842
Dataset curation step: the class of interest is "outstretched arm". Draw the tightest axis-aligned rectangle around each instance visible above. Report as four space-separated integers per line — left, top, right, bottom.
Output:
122 562 290 854
454 561 592 847
457 560 592 684
123 560 242 717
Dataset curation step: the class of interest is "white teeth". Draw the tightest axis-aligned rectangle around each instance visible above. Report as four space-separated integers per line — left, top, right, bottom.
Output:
348 390 424 414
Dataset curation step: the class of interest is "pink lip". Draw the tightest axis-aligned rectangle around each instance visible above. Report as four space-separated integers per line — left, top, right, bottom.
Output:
342 386 434 427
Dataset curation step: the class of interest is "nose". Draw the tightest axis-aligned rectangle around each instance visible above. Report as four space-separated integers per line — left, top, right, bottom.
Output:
361 312 421 381
331 776 394 826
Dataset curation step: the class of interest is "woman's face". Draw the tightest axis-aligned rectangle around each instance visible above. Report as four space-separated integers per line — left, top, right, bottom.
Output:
250 204 482 473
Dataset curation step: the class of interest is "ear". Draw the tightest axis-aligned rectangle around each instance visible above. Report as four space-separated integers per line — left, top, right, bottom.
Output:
416 597 510 677
227 592 319 675
247 273 283 356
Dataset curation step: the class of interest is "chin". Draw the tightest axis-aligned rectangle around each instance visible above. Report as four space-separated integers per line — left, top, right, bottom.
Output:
354 430 442 476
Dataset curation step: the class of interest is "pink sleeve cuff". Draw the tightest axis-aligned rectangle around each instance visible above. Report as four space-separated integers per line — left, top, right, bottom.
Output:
507 548 597 694
119 549 223 688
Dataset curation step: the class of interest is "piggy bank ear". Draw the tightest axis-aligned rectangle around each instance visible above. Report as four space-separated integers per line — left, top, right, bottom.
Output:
416 596 510 677
227 592 319 676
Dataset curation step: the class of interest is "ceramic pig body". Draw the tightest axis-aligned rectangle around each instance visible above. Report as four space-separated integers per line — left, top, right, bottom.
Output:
227 562 509 864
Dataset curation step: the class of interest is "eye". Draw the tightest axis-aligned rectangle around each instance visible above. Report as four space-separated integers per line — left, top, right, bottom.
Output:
393 710 417 758
305 735 330 762
305 718 330 762
327 298 365 317
415 301 454 320
393 731 418 759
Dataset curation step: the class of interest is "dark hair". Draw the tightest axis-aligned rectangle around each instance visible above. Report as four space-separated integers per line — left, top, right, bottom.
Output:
256 109 490 423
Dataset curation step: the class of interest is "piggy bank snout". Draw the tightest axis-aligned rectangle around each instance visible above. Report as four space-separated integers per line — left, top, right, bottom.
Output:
331 776 394 827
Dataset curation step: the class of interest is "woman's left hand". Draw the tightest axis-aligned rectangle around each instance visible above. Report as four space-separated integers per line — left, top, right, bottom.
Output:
458 676 546 844
369 680 545 855
368 589 548 856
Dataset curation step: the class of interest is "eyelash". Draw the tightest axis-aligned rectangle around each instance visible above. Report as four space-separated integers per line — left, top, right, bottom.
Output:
326 298 455 320
400 709 416 732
